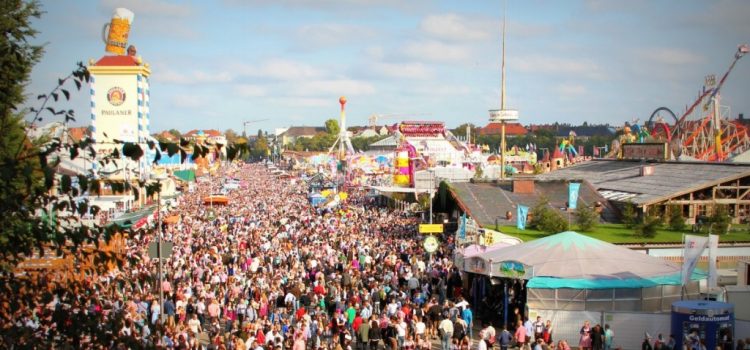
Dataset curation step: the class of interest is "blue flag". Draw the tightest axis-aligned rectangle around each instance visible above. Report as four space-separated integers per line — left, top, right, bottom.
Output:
459 213 466 240
517 205 529 230
569 182 581 209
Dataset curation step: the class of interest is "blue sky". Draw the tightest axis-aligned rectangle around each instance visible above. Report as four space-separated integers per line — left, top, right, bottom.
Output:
27 0 750 134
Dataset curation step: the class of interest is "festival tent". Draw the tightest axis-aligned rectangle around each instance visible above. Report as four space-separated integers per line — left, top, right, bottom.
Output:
472 231 703 312
457 242 514 273
203 195 229 205
173 169 196 182
110 206 156 230
309 193 326 206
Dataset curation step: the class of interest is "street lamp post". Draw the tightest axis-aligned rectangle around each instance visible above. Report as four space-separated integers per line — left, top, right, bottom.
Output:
428 170 435 224
156 187 164 322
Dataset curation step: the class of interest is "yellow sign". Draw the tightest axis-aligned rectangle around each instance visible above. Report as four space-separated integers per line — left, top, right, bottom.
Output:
419 224 444 234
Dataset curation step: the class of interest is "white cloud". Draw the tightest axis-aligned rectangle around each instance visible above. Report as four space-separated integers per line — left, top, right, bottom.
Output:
156 69 232 85
268 97 330 107
403 40 472 63
555 84 587 97
513 55 605 80
636 48 706 66
99 0 192 18
170 94 208 108
291 79 376 96
222 0 426 12
420 14 491 42
295 23 377 49
370 62 433 80
235 84 267 97
232 59 326 81
364 46 385 60
411 84 473 96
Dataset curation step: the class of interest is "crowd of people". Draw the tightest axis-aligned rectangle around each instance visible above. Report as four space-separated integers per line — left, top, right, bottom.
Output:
3 161 737 350
0 162 472 349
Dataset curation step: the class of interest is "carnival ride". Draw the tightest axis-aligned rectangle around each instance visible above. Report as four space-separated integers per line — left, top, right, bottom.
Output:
644 44 750 161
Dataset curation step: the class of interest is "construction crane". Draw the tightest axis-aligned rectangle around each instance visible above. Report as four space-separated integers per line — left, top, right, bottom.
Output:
367 113 431 128
243 119 269 137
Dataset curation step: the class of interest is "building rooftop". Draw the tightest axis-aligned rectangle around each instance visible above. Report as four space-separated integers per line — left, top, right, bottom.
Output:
479 122 528 136
283 126 326 137
450 180 616 227
93 55 140 67
536 159 750 205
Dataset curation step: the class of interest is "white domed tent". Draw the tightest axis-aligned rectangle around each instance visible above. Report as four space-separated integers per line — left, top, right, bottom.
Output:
473 231 704 312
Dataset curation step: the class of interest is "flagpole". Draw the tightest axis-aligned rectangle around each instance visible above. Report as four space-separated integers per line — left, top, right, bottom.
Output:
681 233 686 300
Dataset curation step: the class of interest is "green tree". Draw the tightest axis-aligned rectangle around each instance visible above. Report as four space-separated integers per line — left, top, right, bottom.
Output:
451 123 478 142
224 128 239 145
635 215 660 238
621 202 638 228
0 0 46 268
574 203 599 232
167 128 181 139
251 133 269 159
710 204 731 234
668 204 686 231
529 196 569 233
325 118 340 136
634 206 662 238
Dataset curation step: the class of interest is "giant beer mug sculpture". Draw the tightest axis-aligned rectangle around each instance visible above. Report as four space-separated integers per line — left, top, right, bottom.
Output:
102 8 134 55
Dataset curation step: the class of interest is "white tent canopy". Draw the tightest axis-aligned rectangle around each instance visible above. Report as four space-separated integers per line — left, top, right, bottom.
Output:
471 231 699 289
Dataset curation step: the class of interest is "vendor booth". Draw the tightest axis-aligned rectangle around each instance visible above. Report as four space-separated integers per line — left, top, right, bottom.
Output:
203 195 229 205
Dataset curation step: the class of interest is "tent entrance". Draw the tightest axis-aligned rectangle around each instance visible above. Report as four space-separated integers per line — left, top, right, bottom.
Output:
466 272 528 329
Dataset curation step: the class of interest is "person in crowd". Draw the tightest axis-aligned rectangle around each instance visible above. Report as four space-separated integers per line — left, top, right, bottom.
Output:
580 321 593 350
604 324 614 350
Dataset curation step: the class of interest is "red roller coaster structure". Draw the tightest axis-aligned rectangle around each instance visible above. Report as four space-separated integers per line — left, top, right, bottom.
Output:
647 44 750 161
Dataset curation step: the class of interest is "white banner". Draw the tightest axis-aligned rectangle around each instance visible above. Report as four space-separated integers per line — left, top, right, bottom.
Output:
708 234 719 288
682 235 708 285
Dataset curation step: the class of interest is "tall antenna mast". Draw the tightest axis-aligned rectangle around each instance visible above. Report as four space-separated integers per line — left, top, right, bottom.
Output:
501 0 506 111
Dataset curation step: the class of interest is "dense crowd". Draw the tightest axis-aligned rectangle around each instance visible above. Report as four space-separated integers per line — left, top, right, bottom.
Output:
0 163 466 349
4 162 739 349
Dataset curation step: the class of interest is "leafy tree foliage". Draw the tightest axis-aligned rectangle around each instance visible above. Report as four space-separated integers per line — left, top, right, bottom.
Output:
710 204 731 234
635 214 661 238
621 201 638 228
224 128 239 144
667 204 686 231
529 196 569 233
167 128 181 139
351 134 389 152
634 206 663 238
574 203 599 232
325 118 340 136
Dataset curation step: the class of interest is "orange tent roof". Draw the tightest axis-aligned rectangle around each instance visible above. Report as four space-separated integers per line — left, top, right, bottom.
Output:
203 195 229 205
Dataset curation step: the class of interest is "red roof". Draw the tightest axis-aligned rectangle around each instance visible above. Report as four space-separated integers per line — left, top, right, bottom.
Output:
479 122 528 136
552 148 564 159
68 127 89 142
184 129 222 138
156 131 178 142
94 55 139 66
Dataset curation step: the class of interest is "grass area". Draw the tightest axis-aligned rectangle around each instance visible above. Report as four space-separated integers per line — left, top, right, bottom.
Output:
496 223 750 243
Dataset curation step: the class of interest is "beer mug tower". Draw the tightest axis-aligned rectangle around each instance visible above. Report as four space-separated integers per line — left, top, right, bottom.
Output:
88 8 152 181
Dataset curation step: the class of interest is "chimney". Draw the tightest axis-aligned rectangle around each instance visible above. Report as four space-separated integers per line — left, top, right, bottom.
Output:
513 178 535 193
